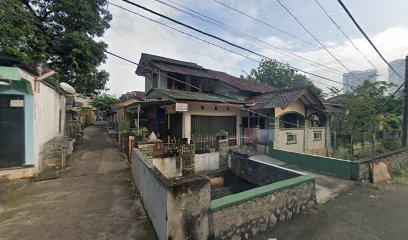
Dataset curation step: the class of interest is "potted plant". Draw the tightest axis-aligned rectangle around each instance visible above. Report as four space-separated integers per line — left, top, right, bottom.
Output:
133 127 149 142
216 130 229 140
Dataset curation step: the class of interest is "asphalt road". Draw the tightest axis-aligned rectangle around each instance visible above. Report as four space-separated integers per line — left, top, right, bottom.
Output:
0 124 155 240
256 183 408 240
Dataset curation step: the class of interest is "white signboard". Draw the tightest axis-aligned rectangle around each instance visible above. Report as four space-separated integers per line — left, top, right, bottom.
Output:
175 103 188 112
10 99 24 107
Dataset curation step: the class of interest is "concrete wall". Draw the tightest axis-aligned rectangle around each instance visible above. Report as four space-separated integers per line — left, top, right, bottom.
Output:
270 148 359 180
131 150 168 240
210 177 316 239
33 82 66 172
357 148 408 180
131 148 211 240
230 154 301 186
152 153 220 178
275 129 304 152
195 152 220 173
305 127 326 154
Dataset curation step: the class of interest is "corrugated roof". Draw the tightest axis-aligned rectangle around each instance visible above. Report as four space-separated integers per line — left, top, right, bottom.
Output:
246 87 325 110
147 88 244 104
137 53 275 94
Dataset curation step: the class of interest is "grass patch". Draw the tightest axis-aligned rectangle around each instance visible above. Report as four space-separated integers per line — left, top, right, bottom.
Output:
393 170 408 185
359 180 378 189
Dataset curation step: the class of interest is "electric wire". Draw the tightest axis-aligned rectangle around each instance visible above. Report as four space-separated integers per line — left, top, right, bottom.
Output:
276 0 366 83
119 0 352 87
210 0 368 69
152 0 344 76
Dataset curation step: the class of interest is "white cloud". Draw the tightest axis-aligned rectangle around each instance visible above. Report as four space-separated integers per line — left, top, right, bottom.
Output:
101 0 408 96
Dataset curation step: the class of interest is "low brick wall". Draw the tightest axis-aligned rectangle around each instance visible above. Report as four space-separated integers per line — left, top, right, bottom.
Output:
210 176 316 239
356 148 408 180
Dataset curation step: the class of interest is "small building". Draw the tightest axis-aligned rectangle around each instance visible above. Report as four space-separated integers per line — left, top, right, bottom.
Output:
131 53 330 156
0 58 67 177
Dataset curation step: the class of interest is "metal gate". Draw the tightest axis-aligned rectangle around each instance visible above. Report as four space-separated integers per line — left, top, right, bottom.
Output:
191 116 236 137
0 95 25 168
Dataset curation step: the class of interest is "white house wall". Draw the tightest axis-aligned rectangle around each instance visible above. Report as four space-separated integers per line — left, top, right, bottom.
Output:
275 100 305 117
33 82 66 171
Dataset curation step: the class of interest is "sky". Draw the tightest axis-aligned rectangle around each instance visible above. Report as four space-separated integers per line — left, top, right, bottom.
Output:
101 0 408 97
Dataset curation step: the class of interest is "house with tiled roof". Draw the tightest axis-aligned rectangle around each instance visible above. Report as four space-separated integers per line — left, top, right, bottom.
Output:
133 53 330 155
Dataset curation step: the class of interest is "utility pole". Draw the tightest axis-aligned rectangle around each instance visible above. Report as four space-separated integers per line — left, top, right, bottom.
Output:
403 56 408 147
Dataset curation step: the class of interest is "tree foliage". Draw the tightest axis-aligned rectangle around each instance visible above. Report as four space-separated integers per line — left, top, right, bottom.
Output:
247 59 325 99
335 81 401 139
0 0 112 95
91 94 119 111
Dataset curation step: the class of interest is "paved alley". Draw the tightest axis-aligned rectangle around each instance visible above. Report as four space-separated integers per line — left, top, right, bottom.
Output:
0 124 154 240
257 184 408 240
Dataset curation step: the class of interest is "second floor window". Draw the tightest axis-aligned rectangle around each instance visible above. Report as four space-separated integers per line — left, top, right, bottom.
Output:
168 73 187 90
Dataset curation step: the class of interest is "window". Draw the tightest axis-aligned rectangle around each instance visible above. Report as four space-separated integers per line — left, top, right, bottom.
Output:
314 131 322 141
286 133 297 144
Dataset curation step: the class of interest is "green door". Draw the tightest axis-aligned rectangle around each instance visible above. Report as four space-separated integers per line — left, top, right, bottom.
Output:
169 113 182 140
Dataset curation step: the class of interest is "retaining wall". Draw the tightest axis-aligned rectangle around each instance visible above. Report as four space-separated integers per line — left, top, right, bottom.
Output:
356 148 408 180
210 176 315 239
230 154 300 186
269 147 359 180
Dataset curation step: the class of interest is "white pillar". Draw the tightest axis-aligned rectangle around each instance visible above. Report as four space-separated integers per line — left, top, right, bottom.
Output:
182 112 191 141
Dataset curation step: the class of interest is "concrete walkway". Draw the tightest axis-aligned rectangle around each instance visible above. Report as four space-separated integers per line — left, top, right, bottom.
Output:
251 155 355 203
0 125 154 240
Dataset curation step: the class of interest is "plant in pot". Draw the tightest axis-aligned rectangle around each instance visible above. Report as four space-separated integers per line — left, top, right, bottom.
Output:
216 130 229 140
133 127 149 142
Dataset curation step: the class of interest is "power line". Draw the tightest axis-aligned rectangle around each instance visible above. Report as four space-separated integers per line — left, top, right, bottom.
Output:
152 0 344 76
209 0 368 70
3 4 319 128
109 2 260 64
336 0 404 82
119 0 350 87
109 2 339 90
336 0 406 129
276 0 365 83
314 0 379 72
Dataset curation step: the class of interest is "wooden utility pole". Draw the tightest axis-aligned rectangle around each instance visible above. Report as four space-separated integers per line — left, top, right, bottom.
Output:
403 56 408 147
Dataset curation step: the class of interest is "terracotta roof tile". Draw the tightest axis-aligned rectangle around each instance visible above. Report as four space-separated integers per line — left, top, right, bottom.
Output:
246 87 325 110
136 53 275 93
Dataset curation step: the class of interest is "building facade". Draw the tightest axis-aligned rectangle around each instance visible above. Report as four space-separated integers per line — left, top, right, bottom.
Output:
343 69 378 93
388 59 405 95
131 53 331 156
0 63 66 177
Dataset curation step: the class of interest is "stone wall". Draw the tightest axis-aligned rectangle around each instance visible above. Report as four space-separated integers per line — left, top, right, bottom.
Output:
218 140 229 168
230 154 300 186
357 148 408 180
138 144 154 161
210 180 316 239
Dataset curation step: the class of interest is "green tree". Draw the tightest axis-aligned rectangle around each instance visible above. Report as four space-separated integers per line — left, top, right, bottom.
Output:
0 0 112 95
247 59 325 99
91 94 119 111
338 81 398 140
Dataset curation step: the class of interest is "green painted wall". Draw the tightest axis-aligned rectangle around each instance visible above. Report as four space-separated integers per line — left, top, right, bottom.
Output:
269 145 359 180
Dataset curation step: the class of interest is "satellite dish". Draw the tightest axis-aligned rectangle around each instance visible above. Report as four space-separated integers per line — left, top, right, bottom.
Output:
60 82 76 95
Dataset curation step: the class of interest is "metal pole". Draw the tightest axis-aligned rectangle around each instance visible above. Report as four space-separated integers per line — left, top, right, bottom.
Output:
402 56 408 147
137 104 140 131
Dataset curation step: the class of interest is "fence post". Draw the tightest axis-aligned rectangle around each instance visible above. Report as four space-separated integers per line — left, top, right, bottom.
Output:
269 118 279 151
